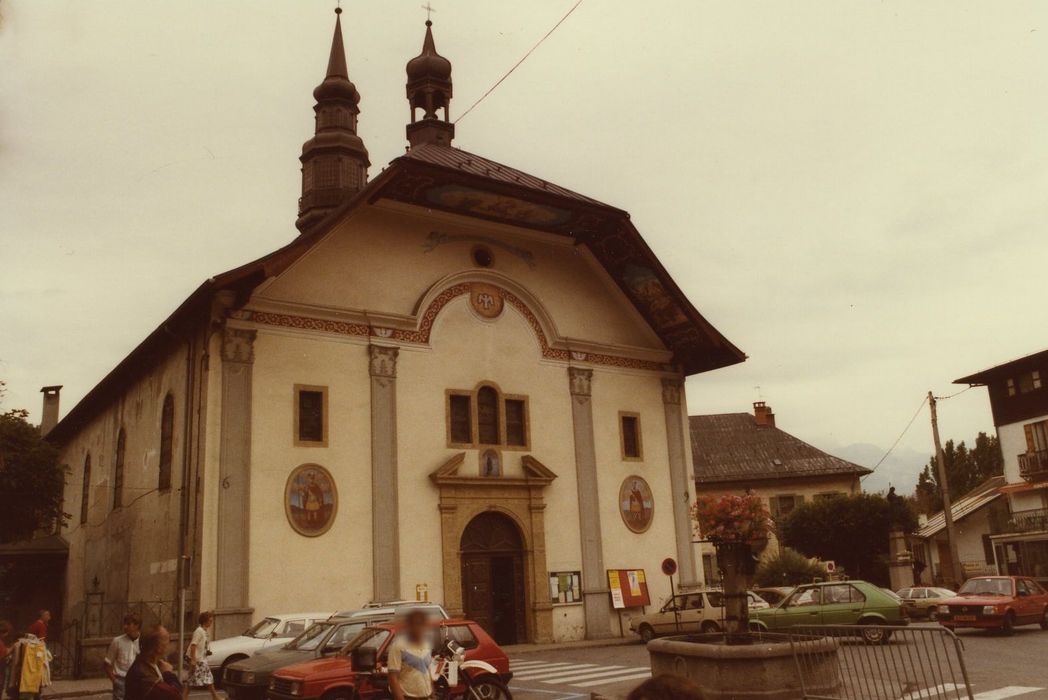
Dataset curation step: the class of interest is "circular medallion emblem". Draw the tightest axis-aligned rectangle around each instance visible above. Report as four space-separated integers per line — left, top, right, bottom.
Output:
469 283 504 320
619 475 654 533
285 463 338 537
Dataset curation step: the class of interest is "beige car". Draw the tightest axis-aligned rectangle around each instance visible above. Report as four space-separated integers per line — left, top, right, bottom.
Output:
629 591 727 641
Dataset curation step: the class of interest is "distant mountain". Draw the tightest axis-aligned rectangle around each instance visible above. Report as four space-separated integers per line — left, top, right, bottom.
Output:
830 443 929 495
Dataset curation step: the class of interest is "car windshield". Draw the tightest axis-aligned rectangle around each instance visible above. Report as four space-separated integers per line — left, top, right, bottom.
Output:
245 617 281 639
287 623 333 651
958 578 1013 596
341 628 391 656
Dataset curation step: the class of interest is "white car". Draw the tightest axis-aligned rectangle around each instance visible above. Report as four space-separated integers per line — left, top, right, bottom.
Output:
209 612 334 679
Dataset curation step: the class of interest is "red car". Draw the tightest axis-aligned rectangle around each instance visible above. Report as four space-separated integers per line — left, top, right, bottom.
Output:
267 620 512 700
936 576 1048 634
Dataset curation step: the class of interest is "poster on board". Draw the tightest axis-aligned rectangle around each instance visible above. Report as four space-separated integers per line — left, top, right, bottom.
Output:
607 569 650 609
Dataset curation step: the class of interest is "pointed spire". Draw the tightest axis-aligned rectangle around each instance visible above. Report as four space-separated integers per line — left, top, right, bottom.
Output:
296 7 370 235
326 8 349 80
406 19 454 148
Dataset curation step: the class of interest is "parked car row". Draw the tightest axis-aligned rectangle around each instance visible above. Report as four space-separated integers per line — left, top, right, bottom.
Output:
627 588 773 642
208 602 511 700
933 576 1048 634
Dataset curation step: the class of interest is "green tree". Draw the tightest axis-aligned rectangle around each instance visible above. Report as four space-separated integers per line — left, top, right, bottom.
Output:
0 382 68 544
778 493 918 585
914 432 1003 513
755 547 828 587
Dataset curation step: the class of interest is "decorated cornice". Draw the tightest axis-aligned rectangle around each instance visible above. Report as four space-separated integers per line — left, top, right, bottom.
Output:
242 281 673 373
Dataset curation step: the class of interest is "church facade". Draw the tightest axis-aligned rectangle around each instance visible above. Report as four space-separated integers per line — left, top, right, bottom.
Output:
49 12 744 644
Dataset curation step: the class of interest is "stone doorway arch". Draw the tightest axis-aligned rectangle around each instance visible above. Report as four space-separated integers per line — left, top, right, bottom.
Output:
431 453 556 643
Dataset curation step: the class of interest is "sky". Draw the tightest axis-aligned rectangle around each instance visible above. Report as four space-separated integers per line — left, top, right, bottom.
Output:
2 1 1046 494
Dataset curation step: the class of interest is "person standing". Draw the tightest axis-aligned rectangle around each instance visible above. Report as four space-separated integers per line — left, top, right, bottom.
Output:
125 626 181 700
105 614 141 700
182 612 220 700
26 611 50 640
0 621 12 685
387 610 434 700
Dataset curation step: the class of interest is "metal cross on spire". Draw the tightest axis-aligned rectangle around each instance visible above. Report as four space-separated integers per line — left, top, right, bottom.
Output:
421 2 436 22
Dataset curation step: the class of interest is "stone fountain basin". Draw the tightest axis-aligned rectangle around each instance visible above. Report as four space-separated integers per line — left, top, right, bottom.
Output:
647 634 841 700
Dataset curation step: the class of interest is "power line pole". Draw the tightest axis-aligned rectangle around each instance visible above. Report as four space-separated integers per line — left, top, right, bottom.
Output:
929 391 964 587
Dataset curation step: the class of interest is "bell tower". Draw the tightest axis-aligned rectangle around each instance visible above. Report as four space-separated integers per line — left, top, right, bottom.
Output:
297 7 370 235
405 20 454 148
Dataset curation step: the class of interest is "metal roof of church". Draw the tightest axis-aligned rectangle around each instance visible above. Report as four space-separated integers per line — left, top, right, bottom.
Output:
401 143 612 208
690 413 871 485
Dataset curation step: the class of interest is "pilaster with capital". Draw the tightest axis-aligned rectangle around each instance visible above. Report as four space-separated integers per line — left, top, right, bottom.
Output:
215 326 257 638
567 366 613 638
369 344 401 601
662 375 698 586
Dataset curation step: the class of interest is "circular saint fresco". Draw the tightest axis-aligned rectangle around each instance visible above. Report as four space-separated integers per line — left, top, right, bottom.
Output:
619 475 654 533
284 463 338 537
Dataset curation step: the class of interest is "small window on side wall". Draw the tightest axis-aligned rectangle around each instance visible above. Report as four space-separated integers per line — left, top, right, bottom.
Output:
295 385 328 447
620 412 642 460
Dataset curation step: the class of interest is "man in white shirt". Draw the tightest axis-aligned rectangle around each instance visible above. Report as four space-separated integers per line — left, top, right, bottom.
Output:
387 610 434 700
105 613 142 700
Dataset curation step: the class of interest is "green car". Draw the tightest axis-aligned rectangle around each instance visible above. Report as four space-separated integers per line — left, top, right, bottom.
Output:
750 580 908 643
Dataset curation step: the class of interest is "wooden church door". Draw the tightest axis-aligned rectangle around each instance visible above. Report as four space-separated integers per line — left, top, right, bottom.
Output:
460 512 526 644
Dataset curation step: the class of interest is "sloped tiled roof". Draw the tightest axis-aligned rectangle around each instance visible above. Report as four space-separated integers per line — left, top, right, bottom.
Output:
690 413 872 485
401 143 612 208
915 476 1006 539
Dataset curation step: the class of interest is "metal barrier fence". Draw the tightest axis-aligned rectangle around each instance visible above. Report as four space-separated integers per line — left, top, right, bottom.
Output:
776 625 973 700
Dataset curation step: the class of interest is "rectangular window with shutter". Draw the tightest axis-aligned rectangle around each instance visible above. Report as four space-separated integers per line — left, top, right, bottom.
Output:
449 393 473 445
1025 420 1048 453
294 385 328 446
620 412 642 460
505 398 527 447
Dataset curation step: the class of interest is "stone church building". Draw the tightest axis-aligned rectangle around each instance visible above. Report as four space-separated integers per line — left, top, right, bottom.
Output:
48 11 744 644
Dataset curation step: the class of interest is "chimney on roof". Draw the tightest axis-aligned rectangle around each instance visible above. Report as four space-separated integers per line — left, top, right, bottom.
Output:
40 385 62 436
753 401 775 428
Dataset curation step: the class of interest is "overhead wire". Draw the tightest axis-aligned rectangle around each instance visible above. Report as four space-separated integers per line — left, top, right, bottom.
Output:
454 0 584 124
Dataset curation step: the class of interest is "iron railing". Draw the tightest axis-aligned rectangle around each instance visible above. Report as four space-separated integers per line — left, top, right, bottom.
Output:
990 507 1048 535
786 625 972 700
1019 450 1048 481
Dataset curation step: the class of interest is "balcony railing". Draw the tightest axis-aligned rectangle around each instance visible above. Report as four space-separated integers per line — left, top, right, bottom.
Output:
1018 449 1048 481
990 507 1048 535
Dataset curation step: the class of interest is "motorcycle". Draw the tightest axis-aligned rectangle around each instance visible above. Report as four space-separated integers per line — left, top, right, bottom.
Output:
431 635 511 700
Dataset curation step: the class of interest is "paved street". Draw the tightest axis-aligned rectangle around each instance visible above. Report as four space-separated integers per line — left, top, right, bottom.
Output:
508 624 1048 700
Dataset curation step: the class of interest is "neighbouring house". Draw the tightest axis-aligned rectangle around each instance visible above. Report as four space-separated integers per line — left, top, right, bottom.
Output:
913 476 1007 587
40 11 745 652
955 349 1048 585
690 402 870 581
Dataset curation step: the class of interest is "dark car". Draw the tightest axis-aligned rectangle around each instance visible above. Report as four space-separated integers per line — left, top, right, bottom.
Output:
267 620 511 700
224 617 370 700
937 576 1048 634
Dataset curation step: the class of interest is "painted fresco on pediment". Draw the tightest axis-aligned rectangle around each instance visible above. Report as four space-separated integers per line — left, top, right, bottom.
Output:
620 264 688 329
424 184 572 227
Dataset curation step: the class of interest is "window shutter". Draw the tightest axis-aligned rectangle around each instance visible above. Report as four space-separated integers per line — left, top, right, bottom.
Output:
449 394 472 444
477 387 500 445
505 399 526 446
1025 424 1036 453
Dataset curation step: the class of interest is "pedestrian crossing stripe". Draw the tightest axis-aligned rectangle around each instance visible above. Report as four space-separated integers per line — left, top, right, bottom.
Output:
510 660 652 688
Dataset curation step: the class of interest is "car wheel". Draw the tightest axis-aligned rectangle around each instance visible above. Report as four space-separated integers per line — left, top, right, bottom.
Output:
218 656 248 687
1002 611 1016 636
861 625 887 645
1040 607 1048 631
638 624 656 643
463 674 511 700
700 621 721 634
928 609 938 622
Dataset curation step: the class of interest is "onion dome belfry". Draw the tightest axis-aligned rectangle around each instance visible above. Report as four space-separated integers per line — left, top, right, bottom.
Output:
296 7 371 236
406 20 454 148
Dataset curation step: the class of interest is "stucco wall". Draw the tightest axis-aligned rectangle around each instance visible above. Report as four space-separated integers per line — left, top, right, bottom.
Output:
59 344 190 623
233 203 690 641
922 506 999 582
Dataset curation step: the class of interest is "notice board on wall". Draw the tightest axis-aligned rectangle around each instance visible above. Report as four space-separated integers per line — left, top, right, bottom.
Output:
607 569 650 609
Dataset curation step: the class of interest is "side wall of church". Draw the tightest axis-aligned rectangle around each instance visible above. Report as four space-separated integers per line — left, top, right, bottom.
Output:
59 343 191 630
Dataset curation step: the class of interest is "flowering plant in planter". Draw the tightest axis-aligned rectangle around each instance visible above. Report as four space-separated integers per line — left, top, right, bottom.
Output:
692 493 772 545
